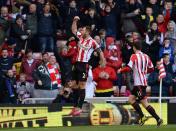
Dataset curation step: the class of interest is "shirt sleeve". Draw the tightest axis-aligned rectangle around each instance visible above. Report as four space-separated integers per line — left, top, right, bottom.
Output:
127 54 136 69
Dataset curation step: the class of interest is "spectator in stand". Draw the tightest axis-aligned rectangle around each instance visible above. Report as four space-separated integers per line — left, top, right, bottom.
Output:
162 0 176 23
41 52 49 65
159 38 174 63
121 33 134 65
104 37 122 71
0 38 16 57
93 60 117 97
165 21 176 52
33 55 61 102
163 53 174 75
173 69 176 96
38 4 56 52
1 69 17 104
121 0 143 35
20 50 40 83
143 21 163 65
141 7 154 32
0 6 11 46
148 60 173 97
16 73 34 103
0 48 21 78
26 3 38 51
82 8 100 36
156 14 169 33
65 0 79 35
101 4 117 38
146 0 161 18
10 14 29 53
99 29 106 51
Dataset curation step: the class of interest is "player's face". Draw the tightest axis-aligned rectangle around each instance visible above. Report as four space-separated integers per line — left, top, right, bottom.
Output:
82 27 89 38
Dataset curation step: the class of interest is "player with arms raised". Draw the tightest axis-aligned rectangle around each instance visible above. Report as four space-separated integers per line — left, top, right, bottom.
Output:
70 16 106 115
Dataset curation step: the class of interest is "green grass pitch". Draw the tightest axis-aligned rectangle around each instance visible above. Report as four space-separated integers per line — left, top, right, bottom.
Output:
1 125 176 131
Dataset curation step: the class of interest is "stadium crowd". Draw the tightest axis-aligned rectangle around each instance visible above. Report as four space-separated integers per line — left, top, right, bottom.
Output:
0 0 176 104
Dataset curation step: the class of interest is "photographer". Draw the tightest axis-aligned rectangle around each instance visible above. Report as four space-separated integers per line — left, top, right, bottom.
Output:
53 80 74 104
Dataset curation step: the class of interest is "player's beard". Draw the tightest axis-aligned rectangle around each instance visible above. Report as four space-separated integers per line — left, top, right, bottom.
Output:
82 34 87 39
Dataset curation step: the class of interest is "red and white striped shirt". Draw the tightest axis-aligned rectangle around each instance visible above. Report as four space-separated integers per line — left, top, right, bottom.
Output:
76 32 100 62
128 51 154 86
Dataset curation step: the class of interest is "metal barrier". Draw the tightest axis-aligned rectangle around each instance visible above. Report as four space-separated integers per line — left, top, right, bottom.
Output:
22 97 176 104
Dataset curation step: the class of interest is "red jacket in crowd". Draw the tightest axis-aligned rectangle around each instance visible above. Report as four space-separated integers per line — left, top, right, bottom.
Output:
104 45 122 71
20 59 40 82
158 10 170 33
60 41 77 64
93 65 117 93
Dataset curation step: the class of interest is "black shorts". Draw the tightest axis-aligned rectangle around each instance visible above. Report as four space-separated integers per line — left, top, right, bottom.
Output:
131 86 147 101
72 62 88 82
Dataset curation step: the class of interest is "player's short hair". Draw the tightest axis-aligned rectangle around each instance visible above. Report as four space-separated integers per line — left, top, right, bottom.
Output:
133 41 142 50
85 26 92 34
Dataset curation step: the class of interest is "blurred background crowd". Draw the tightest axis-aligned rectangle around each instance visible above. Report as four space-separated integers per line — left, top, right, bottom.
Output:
0 0 176 104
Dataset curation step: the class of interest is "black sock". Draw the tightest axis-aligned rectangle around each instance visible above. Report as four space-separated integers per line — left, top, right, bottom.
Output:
78 89 85 109
146 105 160 121
72 88 79 107
132 102 144 118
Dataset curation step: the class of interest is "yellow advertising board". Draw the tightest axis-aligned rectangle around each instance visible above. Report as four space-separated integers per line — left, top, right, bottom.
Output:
0 103 167 128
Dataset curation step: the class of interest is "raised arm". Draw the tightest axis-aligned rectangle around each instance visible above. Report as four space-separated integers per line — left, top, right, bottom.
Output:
71 16 80 35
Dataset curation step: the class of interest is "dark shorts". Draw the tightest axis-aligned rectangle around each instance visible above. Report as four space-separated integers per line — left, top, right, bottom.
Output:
72 62 88 82
131 86 147 101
